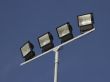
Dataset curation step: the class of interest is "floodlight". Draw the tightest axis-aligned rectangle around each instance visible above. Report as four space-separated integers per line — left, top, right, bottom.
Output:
38 32 54 52
20 41 35 61
56 22 74 43
77 13 94 33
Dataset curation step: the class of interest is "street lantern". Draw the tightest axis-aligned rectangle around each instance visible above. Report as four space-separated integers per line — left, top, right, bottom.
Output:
56 22 74 43
20 41 35 61
77 13 94 33
38 32 54 52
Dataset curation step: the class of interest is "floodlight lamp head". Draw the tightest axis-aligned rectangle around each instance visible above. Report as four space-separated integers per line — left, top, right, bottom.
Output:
20 41 35 61
56 22 74 43
77 13 94 33
38 32 54 52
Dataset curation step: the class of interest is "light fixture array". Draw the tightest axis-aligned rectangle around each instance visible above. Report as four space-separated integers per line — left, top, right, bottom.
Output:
20 13 94 61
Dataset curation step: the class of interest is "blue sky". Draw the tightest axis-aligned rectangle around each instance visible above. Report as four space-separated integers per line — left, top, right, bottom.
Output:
0 0 110 82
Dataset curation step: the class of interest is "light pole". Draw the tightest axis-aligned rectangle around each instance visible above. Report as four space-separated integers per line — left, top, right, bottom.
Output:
53 46 60 82
20 13 95 82
20 28 95 82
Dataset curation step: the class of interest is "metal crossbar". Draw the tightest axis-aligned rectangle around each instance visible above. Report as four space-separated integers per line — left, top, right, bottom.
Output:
20 28 95 66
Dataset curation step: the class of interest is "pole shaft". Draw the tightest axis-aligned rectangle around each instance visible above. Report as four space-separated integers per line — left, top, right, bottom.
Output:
54 49 59 82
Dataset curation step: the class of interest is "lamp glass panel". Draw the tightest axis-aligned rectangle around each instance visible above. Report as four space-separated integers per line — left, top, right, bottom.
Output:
57 24 70 37
39 34 51 47
21 43 31 57
78 14 92 26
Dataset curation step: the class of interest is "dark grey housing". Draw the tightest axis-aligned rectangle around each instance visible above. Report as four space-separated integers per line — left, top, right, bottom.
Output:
38 32 54 52
56 22 74 43
79 24 94 33
77 13 94 33
20 41 35 61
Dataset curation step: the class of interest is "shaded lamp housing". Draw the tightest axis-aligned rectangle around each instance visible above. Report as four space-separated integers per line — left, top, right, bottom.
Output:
77 13 94 33
20 41 35 61
56 22 74 43
38 32 54 52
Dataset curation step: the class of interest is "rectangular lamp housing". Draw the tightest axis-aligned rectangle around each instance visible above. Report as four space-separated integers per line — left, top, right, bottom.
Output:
56 22 74 43
20 41 35 61
38 32 54 52
77 13 94 33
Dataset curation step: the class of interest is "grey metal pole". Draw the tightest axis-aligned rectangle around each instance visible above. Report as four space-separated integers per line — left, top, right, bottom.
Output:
53 47 60 82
